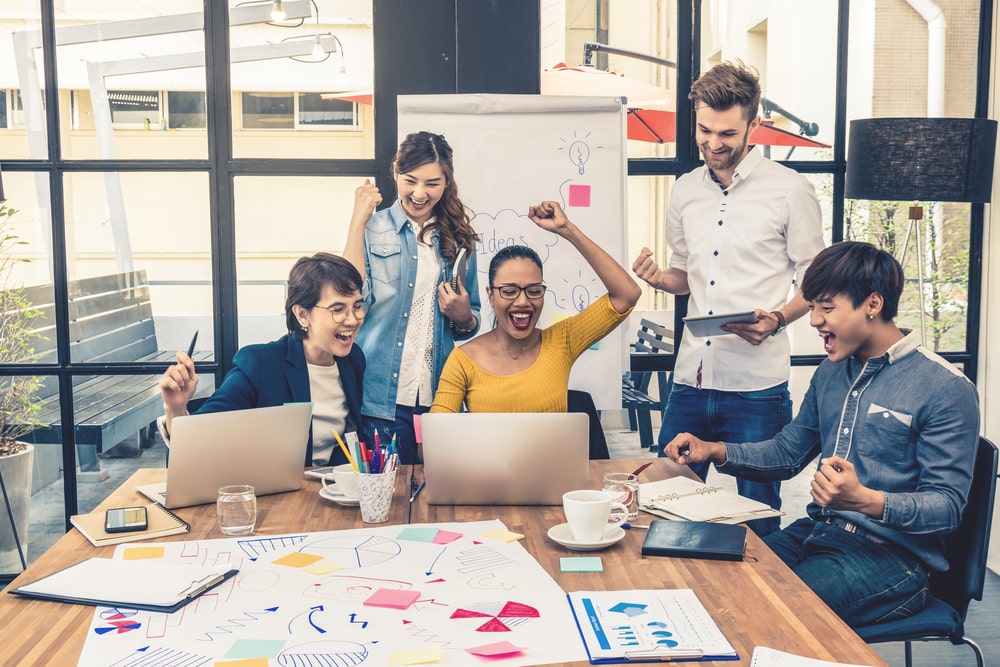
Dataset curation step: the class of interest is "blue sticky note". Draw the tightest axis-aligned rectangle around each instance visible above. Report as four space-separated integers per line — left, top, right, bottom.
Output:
560 557 603 572
396 527 440 543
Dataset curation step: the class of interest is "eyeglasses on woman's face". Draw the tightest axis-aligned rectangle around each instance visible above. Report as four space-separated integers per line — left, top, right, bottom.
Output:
313 301 368 323
490 283 547 300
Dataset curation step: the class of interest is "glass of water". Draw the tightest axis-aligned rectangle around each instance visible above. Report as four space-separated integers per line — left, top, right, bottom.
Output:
602 472 639 521
217 485 257 536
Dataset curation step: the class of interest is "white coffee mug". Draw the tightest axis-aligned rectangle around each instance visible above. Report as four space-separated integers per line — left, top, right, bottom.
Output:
321 463 359 499
562 489 629 543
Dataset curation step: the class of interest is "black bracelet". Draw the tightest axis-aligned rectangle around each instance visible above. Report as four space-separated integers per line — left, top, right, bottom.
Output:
770 310 787 336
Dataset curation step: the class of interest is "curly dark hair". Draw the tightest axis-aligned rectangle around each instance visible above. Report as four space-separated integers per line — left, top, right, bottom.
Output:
393 131 476 261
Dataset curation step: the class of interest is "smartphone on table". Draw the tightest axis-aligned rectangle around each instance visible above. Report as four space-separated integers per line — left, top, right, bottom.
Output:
104 506 148 533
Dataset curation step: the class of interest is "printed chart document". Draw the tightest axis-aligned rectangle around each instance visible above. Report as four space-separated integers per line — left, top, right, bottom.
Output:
9 557 237 613
567 589 738 663
640 477 783 523
750 646 876 667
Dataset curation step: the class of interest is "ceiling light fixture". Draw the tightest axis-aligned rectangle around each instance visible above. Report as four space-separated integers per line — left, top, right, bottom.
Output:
270 0 286 22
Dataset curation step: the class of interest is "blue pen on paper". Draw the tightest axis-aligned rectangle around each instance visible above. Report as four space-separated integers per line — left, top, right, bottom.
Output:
409 481 426 503
186 330 198 358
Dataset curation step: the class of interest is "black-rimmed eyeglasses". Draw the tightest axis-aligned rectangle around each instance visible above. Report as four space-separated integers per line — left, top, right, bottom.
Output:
491 284 547 300
313 302 367 323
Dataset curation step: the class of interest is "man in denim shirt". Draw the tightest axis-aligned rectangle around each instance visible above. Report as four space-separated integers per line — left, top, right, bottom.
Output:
664 242 979 627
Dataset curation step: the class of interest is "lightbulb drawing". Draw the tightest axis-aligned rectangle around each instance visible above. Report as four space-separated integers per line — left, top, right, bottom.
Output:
568 141 590 175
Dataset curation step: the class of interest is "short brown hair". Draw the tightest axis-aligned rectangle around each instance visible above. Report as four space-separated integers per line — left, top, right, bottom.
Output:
285 253 363 339
689 61 761 123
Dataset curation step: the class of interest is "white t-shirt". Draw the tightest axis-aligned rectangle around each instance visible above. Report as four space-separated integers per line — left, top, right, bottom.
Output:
307 361 349 465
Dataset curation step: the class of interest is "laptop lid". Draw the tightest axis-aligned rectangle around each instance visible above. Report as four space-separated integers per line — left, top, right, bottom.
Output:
420 412 590 505
138 403 313 509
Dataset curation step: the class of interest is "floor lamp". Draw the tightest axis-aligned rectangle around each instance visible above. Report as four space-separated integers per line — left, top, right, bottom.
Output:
844 118 997 345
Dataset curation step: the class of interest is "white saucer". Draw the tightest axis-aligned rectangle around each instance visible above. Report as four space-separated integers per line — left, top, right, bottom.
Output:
319 488 360 507
547 523 626 551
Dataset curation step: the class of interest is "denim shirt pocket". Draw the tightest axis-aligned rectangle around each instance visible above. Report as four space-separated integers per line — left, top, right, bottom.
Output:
368 235 402 285
860 403 913 464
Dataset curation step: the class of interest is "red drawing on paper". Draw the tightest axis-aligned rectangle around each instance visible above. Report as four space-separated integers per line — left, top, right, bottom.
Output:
450 601 540 632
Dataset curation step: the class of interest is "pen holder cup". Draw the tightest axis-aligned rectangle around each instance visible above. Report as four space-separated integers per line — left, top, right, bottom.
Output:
356 469 397 523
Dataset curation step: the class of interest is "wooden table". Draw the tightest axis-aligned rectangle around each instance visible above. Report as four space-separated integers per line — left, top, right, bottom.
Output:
0 460 887 666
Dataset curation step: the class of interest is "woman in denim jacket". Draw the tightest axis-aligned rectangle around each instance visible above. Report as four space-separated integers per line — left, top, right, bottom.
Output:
345 131 480 464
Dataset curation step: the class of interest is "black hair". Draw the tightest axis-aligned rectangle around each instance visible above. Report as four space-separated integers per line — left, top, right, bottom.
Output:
801 241 904 321
285 253 363 339
488 245 543 286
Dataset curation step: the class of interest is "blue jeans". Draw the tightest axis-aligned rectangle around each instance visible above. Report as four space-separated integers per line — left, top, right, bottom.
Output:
366 404 430 465
765 518 929 627
657 382 790 536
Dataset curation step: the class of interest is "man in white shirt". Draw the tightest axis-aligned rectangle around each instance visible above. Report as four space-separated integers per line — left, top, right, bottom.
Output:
632 61 825 536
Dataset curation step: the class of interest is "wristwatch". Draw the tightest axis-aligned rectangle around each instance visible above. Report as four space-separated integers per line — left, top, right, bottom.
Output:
770 310 787 336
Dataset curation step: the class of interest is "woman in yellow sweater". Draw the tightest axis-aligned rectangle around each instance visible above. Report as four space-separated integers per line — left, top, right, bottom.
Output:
430 200 640 414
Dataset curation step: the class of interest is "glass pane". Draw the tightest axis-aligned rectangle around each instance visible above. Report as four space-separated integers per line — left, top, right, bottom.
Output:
0 1 42 158
541 0 679 160
699 0 838 161
233 175 369 347
52 2 208 160
167 90 206 129
63 171 215 363
230 0 374 158
627 174 676 313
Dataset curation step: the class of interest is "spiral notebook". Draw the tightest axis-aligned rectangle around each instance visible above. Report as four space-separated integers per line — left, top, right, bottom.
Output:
639 477 782 523
70 503 190 547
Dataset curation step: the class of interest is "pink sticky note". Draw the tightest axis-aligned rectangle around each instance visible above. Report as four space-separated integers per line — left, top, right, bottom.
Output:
568 184 591 207
413 413 423 443
466 640 525 657
364 588 421 610
433 530 463 544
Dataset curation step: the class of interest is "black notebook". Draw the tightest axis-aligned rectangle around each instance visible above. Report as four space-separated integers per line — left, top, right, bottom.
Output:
641 520 747 562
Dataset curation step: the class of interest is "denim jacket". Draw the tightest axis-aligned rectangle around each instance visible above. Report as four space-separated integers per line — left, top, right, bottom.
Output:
720 331 979 571
356 200 481 421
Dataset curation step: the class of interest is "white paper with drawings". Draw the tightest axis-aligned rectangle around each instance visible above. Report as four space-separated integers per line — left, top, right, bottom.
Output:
77 519 585 667
398 93 628 409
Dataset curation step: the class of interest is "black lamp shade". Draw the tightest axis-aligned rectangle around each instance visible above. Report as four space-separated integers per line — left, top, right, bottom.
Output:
845 117 997 203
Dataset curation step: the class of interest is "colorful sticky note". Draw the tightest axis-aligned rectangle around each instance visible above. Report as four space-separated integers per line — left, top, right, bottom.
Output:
432 530 463 544
223 638 285 660
304 560 345 575
560 556 604 572
466 640 525 657
364 588 421 610
480 528 524 543
568 184 592 207
389 645 442 665
214 658 269 667
396 527 439 543
272 552 324 568
121 546 165 560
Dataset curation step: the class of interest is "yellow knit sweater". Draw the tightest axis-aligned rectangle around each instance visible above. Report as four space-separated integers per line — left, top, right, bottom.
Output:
430 294 631 413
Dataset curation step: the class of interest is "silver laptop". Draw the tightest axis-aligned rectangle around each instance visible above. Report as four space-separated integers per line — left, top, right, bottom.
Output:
420 412 590 505
138 403 313 509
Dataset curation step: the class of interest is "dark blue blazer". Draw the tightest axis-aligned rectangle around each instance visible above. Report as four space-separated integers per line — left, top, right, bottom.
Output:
195 335 365 465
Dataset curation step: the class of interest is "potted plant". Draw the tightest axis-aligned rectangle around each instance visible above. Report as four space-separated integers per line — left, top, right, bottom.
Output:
0 198 44 575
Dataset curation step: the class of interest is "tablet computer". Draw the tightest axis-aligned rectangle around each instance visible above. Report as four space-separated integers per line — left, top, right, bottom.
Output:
682 311 757 337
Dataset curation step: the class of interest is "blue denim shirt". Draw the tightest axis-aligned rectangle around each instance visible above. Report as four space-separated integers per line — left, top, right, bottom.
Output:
720 331 979 571
356 200 481 421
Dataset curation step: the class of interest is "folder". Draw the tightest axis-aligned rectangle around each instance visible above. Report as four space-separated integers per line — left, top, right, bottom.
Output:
641 520 747 561
8 557 238 613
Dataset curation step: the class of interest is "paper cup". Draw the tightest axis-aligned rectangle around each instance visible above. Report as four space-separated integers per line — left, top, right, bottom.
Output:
356 469 397 523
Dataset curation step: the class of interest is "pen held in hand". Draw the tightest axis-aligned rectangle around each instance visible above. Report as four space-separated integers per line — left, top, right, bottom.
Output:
186 330 199 358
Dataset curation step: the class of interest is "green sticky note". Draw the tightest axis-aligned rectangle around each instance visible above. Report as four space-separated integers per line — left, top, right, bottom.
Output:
560 556 603 572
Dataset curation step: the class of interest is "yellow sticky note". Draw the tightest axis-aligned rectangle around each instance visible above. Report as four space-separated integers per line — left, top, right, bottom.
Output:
214 659 269 667
305 560 346 575
272 552 324 568
480 529 524 543
390 646 442 665
121 546 165 560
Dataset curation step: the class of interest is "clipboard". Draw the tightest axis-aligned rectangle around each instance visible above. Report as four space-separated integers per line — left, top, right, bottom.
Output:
8 557 238 613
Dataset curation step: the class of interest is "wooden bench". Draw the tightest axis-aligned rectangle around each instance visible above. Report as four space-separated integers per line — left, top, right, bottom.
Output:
16 272 195 472
622 318 674 451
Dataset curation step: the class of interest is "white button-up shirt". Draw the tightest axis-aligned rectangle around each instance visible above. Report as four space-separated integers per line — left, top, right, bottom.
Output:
667 147 825 391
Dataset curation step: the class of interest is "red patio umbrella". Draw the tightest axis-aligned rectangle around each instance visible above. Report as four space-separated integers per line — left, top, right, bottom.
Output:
543 64 830 148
